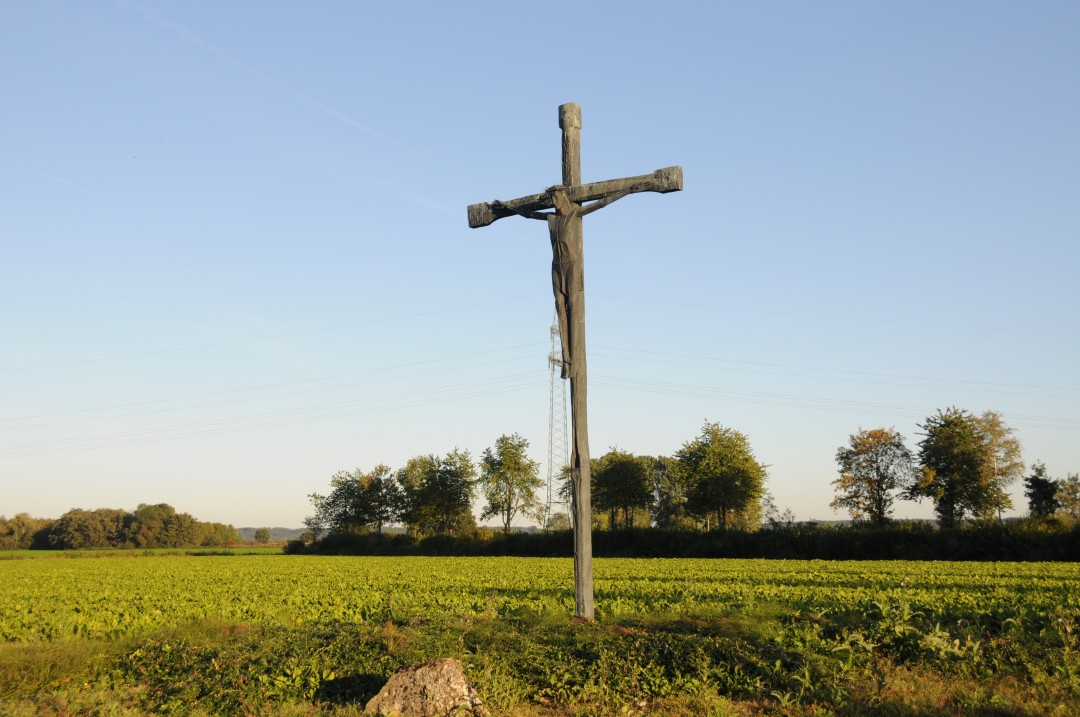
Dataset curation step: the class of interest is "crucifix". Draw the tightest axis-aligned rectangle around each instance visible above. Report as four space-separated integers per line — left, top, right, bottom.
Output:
467 103 682 620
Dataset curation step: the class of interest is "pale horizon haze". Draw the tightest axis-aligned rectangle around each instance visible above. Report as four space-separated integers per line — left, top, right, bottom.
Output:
3 1 1078 529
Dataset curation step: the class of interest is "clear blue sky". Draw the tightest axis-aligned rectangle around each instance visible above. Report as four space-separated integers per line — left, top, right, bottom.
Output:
3 1 1078 528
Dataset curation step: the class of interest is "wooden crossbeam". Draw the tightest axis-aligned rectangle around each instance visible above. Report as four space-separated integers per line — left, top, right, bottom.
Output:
467 166 683 228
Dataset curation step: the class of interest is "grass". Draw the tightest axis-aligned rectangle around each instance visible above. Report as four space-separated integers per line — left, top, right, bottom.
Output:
2 606 1077 715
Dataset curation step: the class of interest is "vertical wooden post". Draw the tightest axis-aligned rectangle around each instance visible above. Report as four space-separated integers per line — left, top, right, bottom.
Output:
560 103 581 186
558 103 594 620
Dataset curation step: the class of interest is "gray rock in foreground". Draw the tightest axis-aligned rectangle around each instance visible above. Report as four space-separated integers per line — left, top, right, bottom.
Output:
364 657 488 717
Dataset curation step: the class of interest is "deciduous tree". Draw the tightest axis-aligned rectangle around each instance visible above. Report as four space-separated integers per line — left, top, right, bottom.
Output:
677 422 766 530
592 449 653 529
762 492 796 529
978 410 1024 517
127 503 175 548
649 455 692 529
315 465 403 536
1056 473 1080 522
1023 462 1059 519
48 508 128 549
546 512 571 531
195 521 240 547
361 466 405 534
832 427 914 525
479 433 543 534
303 498 328 542
0 513 52 550
906 407 1001 527
399 451 478 537
158 511 199 548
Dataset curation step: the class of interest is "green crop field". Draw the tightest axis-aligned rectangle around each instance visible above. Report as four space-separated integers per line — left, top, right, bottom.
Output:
2 554 1078 715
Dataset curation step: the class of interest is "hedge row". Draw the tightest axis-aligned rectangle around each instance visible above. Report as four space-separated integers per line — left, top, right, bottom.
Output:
290 520 1080 561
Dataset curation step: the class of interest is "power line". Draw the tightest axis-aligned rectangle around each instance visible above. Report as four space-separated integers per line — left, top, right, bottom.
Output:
3 354 539 432
1 293 547 372
591 345 1080 398
6 362 1077 460
3 371 543 451
589 374 1080 431
7 323 1077 462
0 372 548 459
590 293 1080 336
1 343 545 427
15 336 1066 431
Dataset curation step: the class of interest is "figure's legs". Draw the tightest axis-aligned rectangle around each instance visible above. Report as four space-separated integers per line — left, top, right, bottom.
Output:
549 216 574 379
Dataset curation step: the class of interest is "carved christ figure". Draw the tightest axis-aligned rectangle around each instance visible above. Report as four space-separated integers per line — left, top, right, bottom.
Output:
496 186 628 379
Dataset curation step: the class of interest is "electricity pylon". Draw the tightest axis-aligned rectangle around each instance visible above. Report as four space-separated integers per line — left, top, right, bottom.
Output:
545 317 569 530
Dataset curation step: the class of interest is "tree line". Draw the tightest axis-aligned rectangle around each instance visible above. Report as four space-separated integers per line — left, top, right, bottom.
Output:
0 503 240 550
7 408 1074 553
305 436 548 541
308 409 1078 543
832 408 1079 527
306 422 770 540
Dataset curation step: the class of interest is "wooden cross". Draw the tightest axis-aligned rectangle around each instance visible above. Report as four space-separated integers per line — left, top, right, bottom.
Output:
467 103 682 620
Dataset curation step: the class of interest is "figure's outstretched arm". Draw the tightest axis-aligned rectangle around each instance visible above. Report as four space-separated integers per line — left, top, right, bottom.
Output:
491 200 551 221
578 190 630 217
490 187 630 221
